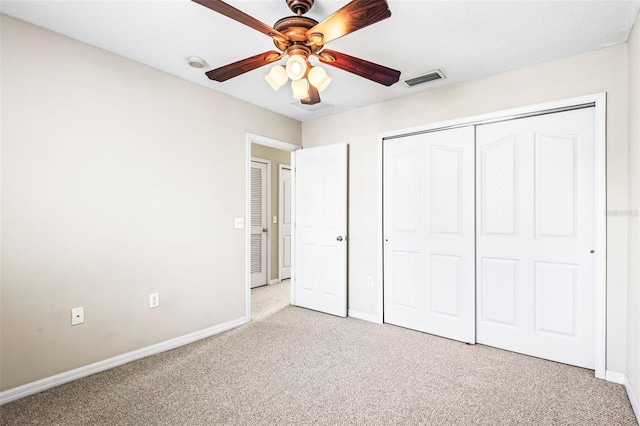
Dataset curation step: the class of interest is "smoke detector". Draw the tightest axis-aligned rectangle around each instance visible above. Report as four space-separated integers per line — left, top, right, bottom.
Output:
187 56 207 69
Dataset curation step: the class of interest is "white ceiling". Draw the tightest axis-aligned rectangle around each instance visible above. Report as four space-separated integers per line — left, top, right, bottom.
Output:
2 0 639 122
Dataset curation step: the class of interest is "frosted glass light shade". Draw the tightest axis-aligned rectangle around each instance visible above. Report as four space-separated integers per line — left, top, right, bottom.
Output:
291 78 310 100
286 55 308 81
265 65 288 91
308 66 331 92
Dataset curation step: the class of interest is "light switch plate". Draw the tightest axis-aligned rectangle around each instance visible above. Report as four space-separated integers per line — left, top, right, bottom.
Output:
234 218 244 229
273 216 277 224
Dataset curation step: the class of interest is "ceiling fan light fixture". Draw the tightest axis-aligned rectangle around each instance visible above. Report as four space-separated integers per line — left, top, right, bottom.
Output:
308 66 331 92
286 54 308 80
291 78 310 100
265 65 288 90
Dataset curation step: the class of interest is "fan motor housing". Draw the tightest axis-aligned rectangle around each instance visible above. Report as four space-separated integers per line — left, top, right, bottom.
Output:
273 16 323 52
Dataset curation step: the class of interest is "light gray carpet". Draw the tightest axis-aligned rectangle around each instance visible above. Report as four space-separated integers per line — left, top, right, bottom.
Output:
251 280 290 322
1 281 637 425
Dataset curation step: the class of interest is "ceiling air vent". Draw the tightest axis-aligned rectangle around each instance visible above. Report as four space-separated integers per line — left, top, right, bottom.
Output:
403 70 445 87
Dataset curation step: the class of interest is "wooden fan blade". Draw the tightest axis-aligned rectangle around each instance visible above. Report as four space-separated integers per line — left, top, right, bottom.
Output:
318 49 400 86
192 0 289 42
301 85 321 105
307 0 391 45
205 51 281 82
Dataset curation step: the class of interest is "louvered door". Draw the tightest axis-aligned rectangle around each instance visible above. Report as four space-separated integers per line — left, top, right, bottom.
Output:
251 161 268 288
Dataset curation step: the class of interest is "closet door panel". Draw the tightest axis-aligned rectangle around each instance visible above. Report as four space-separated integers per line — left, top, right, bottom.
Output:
476 108 596 369
383 126 475 343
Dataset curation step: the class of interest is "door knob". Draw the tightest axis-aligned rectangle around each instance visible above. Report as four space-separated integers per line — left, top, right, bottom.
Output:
336 236 343 241
262 228 268 233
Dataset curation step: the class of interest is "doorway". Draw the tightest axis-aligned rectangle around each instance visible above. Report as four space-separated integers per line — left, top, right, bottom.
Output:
246 134 300 320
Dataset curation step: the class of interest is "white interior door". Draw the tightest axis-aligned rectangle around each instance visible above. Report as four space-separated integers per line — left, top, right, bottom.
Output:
383 126 476 343
293 143 347 317
476 108 596 369
279 165 292 280
250 160 268 288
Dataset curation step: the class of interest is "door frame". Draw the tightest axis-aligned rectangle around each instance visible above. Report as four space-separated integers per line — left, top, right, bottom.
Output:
250 157 271 288
376 93 607 379
279 164 292 281
245 133 301 320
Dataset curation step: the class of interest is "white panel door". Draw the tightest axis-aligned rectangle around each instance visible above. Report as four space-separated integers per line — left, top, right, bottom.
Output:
293 143 347 317
476 108 596 369
250 161 268 288
279 166 292 280
383 126 475 343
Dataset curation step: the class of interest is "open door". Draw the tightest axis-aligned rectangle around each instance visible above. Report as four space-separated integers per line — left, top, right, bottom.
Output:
293 143 347 317
279 165 292 280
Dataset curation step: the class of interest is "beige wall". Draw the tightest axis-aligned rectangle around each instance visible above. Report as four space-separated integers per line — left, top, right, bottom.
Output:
0 15 301 391
250 144 291 282
627 11 640 412
303 45 630 373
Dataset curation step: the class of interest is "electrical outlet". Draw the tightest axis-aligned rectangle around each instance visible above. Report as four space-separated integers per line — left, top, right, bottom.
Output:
367 276 374 287
71 307 84 325
149 293 159 308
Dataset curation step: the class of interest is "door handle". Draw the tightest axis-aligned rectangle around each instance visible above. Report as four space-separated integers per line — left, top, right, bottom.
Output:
336 236 343 242
262 228 268 233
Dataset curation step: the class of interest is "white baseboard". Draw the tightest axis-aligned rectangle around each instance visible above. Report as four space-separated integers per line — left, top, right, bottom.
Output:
626 375 640 423
605 372 639 423
606 370 626 384
269 279 280 285
348 309 383 324
0 316 249 405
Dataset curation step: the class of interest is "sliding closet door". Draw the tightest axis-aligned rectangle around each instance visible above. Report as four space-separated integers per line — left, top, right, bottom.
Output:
475 108 596 369
383 126 475 343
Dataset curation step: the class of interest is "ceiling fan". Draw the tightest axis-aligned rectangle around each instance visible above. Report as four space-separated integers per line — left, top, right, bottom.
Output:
192 0 401 105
